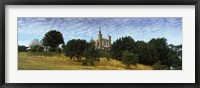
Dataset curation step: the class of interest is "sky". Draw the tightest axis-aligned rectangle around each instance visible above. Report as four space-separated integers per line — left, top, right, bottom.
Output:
18 17 182 46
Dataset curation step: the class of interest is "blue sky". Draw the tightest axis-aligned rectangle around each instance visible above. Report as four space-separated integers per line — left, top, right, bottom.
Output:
18 17 182 46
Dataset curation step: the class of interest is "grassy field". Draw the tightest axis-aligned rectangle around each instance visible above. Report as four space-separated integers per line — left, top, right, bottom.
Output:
18 52 153 70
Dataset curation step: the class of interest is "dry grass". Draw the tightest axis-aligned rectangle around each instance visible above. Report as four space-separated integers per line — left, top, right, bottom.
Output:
96 58 153 70
18 52 153 70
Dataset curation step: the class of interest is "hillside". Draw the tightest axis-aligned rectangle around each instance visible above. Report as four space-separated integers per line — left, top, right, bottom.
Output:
18 52 153 70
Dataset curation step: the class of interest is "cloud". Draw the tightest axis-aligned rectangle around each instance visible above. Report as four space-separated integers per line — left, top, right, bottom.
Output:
18 17 182 46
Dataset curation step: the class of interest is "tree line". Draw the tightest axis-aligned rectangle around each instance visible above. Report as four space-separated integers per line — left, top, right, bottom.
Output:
18 30 182 70
110 36 182 69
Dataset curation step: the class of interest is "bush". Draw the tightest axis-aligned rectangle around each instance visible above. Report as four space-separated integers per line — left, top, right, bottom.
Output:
56 48 62 53
98 50 111 58
18 45 28 52
99 58 125 68
82 59 95 66
37 46 43 52
152 61 169 70
83 43 98 65
49 47 56 52
129 64 153 70
30 45 43 52
30 45 38 52
122 50 138 68
174 66 182 70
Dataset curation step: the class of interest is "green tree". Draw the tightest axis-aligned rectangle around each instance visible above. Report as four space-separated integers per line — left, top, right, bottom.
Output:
64 39 87 61
122 50 138 68
98 50 111 58
42 30 64 49
134 41 158 65
149 38 170 65
139 44 159 65
83 43 99 66
30 45 41 52
18 45 28 52
134 41 148 54
167 44 182 69
111 36 135 60
36 46 44 52
56 47 62 53
169 44 182 59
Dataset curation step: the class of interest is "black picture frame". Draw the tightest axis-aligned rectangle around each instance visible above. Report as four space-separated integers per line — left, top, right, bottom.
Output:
0 0 200 88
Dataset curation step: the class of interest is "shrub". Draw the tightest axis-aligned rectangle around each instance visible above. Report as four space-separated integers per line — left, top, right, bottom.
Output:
56 47 62 53
83 43 98 65
49 47 56 52
18 45 28 52
152 61 169 70
98 58 126 68
36 46 43 52
98 50 111 58
129 64 153 70
30 45 39 52
174 66 182 70
30 45 43 52
122 50 138 68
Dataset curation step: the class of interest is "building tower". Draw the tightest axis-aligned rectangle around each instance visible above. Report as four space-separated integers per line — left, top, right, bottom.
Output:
98 28 102 49
108 35 111 49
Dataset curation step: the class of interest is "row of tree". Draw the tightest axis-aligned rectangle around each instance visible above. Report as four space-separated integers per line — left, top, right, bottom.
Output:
62 36 181 69
63 39 98 65
19 30 65 52
19 30 182 69
110 36 182 69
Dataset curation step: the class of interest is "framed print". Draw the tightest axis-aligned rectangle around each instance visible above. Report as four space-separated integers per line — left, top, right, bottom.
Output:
0 0 200 88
